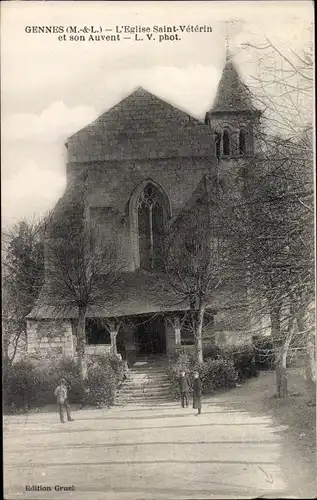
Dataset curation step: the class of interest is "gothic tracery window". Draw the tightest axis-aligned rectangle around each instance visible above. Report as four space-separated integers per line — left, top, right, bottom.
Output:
137 183 165 271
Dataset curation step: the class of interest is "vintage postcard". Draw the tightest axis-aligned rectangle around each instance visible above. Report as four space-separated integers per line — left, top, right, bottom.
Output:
2 1 315 499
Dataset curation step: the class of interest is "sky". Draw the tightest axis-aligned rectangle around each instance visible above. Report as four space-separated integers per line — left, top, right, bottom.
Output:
1 1 313 226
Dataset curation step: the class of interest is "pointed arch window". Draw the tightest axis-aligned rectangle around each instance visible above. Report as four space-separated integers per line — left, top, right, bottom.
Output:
137 183 166 271
223 130 230 156
239 129 246 155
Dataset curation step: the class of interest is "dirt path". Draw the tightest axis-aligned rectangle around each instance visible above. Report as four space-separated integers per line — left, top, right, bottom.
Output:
211 368 316 498
4 401 290 498
4 369 315 499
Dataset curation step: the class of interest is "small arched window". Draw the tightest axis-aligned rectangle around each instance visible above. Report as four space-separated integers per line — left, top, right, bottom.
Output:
223 130 230 156
214 132 221 159
239 130 246 155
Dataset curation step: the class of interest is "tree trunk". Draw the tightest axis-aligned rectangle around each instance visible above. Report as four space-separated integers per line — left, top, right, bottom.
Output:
271 303 288 398
9 333 21 364
195 305 205 364
2 333 10 363
77 308 88 381
275 352 288 398
283 315 295 368
110 331 118 356
304 333 316 402
297 308 316 401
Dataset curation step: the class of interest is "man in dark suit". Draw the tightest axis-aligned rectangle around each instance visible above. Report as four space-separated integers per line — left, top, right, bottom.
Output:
192 371 202 415
179 371 189 408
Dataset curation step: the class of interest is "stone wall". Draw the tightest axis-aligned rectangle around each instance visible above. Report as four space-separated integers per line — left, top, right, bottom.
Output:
27 319 74 358
85 157 211 218
61 88 218 273
86 157 213 271
85 345 111 356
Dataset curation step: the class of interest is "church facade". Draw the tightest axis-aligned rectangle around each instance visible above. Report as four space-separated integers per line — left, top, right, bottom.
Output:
27 57 262 364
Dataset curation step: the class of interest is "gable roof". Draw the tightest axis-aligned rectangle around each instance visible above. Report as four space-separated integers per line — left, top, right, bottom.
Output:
208 59 260 114
67 88 215 162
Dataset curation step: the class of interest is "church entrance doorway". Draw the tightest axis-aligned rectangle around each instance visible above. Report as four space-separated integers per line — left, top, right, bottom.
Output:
135 315 166 356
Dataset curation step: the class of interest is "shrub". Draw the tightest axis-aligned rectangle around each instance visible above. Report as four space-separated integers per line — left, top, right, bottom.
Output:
166 350 239 398
169 347 196 366
58 357 85 403
3 353 124 413
3 359 41 412
30 356 84 406
195 357 238 393
203 343 222 360
83 356 120 407
106 354 125 386
222 344 258 381
166 351 194 398
252 337 275 370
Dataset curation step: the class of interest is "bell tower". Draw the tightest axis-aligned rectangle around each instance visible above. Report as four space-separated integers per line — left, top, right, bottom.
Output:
205 52 262 161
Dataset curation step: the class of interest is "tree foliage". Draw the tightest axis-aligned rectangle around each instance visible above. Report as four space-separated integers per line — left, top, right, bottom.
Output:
44 223 124 380
2 218 47 363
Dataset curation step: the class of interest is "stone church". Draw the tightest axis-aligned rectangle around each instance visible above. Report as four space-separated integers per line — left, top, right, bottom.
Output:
27 55 262 364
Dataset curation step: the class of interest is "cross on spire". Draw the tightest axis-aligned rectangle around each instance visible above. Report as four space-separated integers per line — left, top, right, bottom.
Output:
223 20 236 61
225 22 230 60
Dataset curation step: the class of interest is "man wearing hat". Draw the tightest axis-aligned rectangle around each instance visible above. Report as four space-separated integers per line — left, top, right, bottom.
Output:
54 378 74 423
179 370 190 408
192 371 202 415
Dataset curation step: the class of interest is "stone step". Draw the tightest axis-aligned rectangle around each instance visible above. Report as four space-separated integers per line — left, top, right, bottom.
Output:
118 390 171 397
130 375 169 379
118 360 172 404
115 398 173 404
129 375 169 380
130 366 168 370
124 376 169 380
116 391 173 396
131 363 168 368
130 373 169 376
116 394 172 400
118 384 171 392
127 378 170 384
119 382 170 388
133 359 168 364
128 378 169 383
137 364 168 367
130 370 168 376
114 400 174 406
120 384 170 390
119 382 171 389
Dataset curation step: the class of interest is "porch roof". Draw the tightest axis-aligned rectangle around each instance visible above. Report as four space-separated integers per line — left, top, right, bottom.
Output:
28 270 215 320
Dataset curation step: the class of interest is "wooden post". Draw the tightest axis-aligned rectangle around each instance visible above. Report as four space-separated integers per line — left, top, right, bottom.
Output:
110 331 118 355
174 316 181 345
